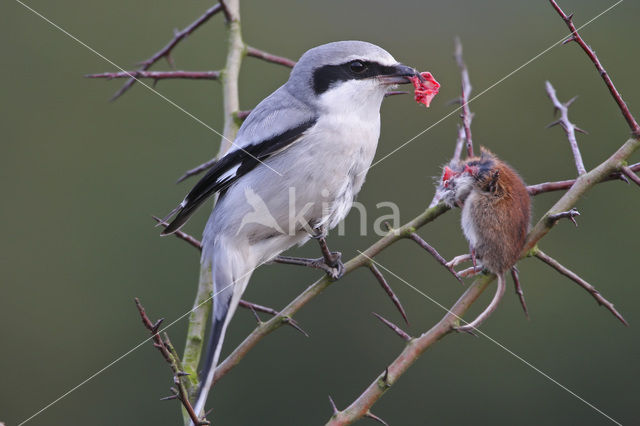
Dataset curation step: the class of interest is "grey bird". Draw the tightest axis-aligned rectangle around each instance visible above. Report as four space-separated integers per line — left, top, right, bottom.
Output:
161 40 423 419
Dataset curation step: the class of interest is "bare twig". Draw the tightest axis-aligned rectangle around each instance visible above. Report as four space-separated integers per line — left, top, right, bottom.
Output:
153 216 202 250
110 4 225 101
238 300 309 337
454 37 474 157
549 0 640 137
86 71 220 81
325 276 493 425
547 208 580 227
534 250 627 326
246 46 296 68
621 165 640 187
511 267 529 319
371 312 411 342
407 232 464 285
545 81 587 175
526 162 640 195
368 263 409 325
134 299 209 425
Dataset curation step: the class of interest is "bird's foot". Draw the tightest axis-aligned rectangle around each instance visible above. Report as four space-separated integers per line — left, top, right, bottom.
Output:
273 254 345 281
314 252 345 281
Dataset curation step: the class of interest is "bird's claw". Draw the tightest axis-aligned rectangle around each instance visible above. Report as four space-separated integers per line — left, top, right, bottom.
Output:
314 252 344 280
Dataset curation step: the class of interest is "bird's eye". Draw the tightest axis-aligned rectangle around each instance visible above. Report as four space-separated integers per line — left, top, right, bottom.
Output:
349 61 367 74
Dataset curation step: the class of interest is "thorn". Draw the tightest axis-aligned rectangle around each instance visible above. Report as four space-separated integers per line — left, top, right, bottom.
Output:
152 78 159 88
562 36 576 45
151 318 164 334
372 312 411 341
407 233 464 285
446 97 463 106
567 12 575 21
176 371 191 377
574 126 589 135
248 303 262 324
618 173 630 184
546 119 562 129
511 267 529 319
382 367 389 383
160 394 179 401
365 411 389 426
283 317 310 337
368 263 409 325
565 95 579 107
165 53 175 69
548 208 580 227
160 387 179 401
328 395 339 416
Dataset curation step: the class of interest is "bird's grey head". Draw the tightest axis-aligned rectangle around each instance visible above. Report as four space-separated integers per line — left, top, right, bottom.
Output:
285 41 419 114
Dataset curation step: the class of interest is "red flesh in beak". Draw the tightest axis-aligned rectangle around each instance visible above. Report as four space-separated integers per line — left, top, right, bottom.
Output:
409 72 441 107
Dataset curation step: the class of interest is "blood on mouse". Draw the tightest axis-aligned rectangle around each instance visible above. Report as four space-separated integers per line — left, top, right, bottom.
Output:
409 72 440 107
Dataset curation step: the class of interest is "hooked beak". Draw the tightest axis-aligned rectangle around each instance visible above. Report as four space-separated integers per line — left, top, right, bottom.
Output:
379 63 420 85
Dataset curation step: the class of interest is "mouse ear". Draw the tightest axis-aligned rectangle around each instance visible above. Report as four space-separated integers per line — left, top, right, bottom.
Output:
479 146 495 159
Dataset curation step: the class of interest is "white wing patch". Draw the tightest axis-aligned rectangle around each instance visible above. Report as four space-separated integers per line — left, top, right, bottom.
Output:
217 164 240 184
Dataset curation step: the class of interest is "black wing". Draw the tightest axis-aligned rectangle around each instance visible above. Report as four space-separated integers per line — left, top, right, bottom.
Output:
161 119 316 235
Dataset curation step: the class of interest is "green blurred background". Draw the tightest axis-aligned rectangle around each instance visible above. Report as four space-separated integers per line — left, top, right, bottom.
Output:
2 1 639 425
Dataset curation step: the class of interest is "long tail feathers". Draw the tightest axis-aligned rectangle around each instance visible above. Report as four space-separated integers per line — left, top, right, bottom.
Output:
191 244 253 423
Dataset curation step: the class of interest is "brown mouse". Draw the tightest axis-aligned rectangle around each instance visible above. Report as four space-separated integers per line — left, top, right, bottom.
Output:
439 147 531 332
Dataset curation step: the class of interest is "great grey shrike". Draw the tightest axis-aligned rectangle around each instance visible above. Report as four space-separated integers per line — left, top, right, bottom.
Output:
161 40 423 419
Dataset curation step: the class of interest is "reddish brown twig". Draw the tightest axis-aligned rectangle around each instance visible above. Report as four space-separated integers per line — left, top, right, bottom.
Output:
545 81 587 175
511 267 529 319
549 0 640 138
371 312 411 341
153 216 202 250
454 37 474 157
238 300 309 337
547 208 580 227
87 70 220 81
407 232 464 285
109 4 225 101
134 298 209 425
368 263 409 325
621 165 640 187
534 250 628 326
526 162 640 195
246 46 296 68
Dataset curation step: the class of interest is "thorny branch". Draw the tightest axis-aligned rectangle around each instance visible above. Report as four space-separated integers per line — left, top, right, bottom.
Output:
109 3 226 101
87 71 220 81
325 3 639 419
134 298 209 426
454 37 474 158
534 250 628 326
93 1 637 424
545 81 587 175
549 0 640 137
